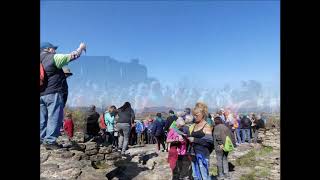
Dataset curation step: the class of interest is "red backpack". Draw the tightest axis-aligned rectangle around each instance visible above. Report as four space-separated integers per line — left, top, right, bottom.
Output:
99 113 107 130
40 63 46 91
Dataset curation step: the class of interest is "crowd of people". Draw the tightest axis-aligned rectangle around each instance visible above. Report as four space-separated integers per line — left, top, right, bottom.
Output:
59 102 266 180
40 42 267 180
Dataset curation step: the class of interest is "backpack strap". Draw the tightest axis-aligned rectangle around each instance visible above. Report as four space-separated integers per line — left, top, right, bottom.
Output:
189 124 195 134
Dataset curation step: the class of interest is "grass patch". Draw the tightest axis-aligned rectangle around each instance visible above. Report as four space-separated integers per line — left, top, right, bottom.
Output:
240 168 270 180
240 171 256 180
236 146 274 179
235 150 256 167
258 167 270 177
236 146 273 168
258 146 273 156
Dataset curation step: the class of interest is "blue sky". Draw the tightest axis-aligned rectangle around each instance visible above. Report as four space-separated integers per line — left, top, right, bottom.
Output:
41 0 280 89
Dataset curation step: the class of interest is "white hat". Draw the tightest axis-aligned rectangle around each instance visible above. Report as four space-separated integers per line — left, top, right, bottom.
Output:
185 115 194 124
176 117 185 126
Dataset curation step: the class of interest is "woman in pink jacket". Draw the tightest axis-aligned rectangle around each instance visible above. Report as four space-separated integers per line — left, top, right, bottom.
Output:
166 117 192 180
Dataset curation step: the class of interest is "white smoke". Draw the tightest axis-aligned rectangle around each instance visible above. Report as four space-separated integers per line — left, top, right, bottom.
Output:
68 79 280 113
66 57 279 112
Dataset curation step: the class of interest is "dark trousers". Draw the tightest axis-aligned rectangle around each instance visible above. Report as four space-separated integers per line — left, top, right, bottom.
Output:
172 155 192 180
144 129 148 144
63 93 68 108
147 132 155 144
106 131 114 145
113 132 119 148
155 135 166 151
129 127 137 146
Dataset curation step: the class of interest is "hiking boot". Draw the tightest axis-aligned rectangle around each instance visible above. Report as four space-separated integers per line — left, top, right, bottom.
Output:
44 143 62 150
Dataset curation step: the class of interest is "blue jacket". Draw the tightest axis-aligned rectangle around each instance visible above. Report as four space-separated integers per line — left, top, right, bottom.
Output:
152 117 165 137
135 121 145 134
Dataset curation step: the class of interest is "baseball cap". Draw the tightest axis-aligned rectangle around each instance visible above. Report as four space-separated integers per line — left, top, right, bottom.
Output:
40 42 58 50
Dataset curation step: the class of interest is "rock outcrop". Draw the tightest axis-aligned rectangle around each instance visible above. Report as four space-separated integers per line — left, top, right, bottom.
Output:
259 128 280 150
41 129 280 180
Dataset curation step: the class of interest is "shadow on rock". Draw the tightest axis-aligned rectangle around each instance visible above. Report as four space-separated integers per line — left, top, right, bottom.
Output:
228 162 235 172
140 152 158 165
106 156 149 180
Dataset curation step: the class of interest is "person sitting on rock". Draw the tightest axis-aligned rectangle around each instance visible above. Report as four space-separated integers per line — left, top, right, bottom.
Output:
166 117 192 180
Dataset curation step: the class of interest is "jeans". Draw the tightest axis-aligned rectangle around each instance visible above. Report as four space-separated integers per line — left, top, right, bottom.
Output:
235 129 242 144
40 93 64 144
117 123 131 154
191 156 210 180
216 150 229 176
241 129 251 143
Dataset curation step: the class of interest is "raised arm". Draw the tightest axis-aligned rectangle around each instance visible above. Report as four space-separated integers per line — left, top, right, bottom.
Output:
53 42 86 68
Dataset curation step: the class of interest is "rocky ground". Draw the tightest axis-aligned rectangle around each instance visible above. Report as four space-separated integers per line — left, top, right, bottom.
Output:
41 129 280 180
